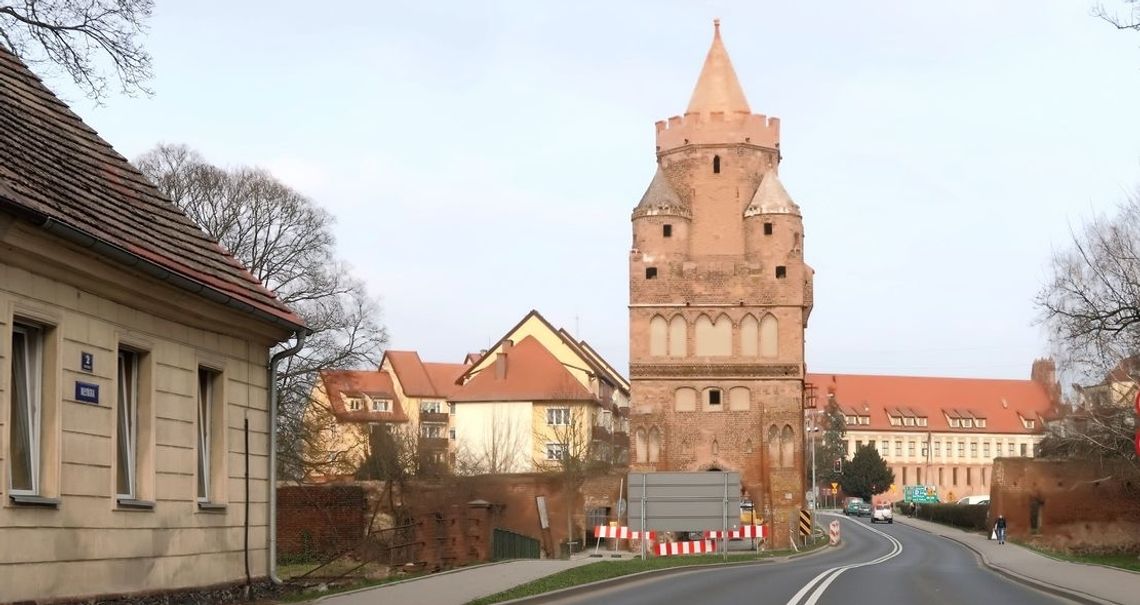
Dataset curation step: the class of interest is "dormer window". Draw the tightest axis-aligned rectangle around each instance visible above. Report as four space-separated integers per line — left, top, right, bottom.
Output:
917 417 928 427
975 418 986 428
949 418 960 428
346 397 362 411
663 224 672 238
889 415 901 427
860 416 870 425
903 416 915 426
371 398 391 412
961 418 973 428
713 155 721 174
1023 419 1035 430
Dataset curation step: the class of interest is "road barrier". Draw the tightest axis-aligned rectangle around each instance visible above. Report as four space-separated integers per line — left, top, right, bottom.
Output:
592 526 656 540
703 524 767 540
828 520 840 546
655 540 717 556
799 509 813 538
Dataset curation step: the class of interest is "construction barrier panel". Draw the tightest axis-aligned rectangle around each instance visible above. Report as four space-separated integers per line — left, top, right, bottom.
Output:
828 520 840 546
703 525 768 540
655 540 717 556
798 509 812 537
593 526 656 540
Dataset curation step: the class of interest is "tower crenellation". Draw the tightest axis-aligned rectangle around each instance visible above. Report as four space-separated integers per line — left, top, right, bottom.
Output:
655 112 780 155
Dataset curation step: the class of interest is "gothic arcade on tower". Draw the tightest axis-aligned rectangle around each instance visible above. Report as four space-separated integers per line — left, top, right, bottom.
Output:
628 21 814 525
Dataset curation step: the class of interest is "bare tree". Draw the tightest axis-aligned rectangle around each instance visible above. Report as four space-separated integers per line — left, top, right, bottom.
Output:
1093 1 1140 31
136 143 389 481
1036 192 1140 468
537 404 611 548
0 0 153 99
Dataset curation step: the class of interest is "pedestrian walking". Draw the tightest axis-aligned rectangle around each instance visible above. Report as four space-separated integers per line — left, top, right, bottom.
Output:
995 514 1007 545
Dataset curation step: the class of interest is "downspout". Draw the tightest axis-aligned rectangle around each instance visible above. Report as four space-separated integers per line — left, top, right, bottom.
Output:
268 331 307 584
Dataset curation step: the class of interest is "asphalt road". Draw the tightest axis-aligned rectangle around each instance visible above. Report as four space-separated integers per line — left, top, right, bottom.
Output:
542 513 1074 605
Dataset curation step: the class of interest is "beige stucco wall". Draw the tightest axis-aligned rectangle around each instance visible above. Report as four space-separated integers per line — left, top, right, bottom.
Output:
453 401 534 473
0 219 289 603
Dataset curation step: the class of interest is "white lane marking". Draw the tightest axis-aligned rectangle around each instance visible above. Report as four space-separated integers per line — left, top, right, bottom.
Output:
784 513 904 605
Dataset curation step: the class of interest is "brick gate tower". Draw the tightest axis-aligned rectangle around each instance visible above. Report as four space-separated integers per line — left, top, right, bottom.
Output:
628 21 814 538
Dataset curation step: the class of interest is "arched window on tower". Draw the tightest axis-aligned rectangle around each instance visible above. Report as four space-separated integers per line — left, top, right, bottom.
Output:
668 315 687 357
713 155 721 174
649 315 667 356
648 428 661 463
740 314 759 356
760 314 779 359
781 425 795 468
635 429 648 463
768 425 780 466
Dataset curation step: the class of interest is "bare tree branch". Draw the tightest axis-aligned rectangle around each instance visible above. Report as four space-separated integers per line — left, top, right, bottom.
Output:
0 0 153 100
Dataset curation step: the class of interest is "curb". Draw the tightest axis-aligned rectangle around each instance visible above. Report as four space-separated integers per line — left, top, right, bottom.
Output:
894 519 1120 605
307 559 518 603
490 543 838 605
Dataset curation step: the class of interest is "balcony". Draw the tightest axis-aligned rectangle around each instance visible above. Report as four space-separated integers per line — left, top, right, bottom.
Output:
591 425 612 442
420 411 449 424
612 432 630 449
419 437 449 450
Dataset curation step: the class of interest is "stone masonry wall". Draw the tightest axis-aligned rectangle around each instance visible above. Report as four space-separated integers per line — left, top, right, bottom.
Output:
277 485 367 557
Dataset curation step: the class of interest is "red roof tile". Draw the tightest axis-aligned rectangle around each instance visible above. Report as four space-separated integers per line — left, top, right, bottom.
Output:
0 46 303 329
808 373 1052 434
320 370 407 423
450 336 597 403
383 350 467 398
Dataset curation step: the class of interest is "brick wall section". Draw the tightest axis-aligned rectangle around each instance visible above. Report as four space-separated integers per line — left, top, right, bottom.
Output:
277 485 367 557
990 458 1140 552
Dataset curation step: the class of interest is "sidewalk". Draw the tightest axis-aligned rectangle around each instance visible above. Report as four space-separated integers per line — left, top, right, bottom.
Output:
895 516 1140 605
313 557 597 605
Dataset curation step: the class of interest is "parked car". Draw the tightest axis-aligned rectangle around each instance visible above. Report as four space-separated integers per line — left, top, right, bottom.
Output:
871 502 893 524
843 498 865 516
855 501 872 517
956 495 990 506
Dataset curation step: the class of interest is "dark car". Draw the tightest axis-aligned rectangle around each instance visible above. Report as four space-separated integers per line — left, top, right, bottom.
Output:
854 501 871 517
844 498 865 516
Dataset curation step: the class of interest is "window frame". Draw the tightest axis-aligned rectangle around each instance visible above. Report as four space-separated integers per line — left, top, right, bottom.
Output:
371 398 391 412
195 366 225 507
116 349 140 499
9 322 43 496
706 388 722 406
545 442 568 461
547 407 571 426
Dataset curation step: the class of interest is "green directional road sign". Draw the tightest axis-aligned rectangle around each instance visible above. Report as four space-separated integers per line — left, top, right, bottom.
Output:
903 485 940 504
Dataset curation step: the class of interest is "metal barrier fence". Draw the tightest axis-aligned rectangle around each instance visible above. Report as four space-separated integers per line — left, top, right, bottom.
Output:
492 528 541 561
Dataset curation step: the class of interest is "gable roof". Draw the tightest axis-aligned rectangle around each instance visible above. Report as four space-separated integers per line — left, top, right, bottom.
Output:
809 373 1052 434
0 46 303 330
319 370 407 423
383 350 467 398
450 336 597 403
558 330 630 393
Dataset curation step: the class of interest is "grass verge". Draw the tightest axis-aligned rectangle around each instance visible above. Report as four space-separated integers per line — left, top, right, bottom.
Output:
1014 543 1140 573
274 569 428 603
468 540 826 605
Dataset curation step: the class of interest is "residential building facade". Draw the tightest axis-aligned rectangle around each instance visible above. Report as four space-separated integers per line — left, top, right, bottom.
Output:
809 362 1059 503
0 47 304 603
628 21 812 533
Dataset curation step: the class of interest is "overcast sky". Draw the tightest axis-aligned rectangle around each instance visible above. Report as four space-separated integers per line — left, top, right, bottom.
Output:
51 1 1140 379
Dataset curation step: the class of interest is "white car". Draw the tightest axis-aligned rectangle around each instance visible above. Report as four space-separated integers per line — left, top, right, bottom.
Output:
871 502 893 524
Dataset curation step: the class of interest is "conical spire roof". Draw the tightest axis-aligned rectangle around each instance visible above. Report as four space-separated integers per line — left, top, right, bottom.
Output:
686 19 751 115
633 168 690 219
745 171 800 217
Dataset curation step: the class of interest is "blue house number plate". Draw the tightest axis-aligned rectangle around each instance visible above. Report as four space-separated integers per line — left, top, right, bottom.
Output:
75 382 99 404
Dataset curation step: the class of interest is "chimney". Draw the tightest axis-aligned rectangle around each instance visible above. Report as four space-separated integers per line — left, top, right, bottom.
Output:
495 340 513 380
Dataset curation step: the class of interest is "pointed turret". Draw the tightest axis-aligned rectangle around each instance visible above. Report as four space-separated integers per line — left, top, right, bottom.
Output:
686 19 751 116
632 168 691 219
745 171 800 217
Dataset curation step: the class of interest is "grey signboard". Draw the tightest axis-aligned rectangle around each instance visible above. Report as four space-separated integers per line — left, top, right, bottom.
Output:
628 471 741 532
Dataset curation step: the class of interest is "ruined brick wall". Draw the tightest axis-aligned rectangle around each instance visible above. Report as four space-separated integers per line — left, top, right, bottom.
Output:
277 484 367 557
990 458 1140 552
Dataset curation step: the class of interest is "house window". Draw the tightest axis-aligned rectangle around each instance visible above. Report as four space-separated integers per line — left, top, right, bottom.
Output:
902 467 908 484
421 401 443 414
775 266 787 279
9 322 43 495
449 402 456 415
1020 443 1028 457
449 428 456 440
856 440 863 450
938 467 944 485
908 442 915 457
983 442 991 458
713 155 721 174
903 416 914 426
962 418 973 428
957 442 965 457
347 397 362 411
967 468 973 486
547 407 571 426
707 388 721 406
420 424 444 438
197 368 222 503
976 418 986 428
996 442 1003 456
970 442 978 458
952 468 959 486
116 350 140 498
917 417 928 427
763 222 773 235
546 443 568 460
860 416 870 425
1024 419 1035 430
895 441 902 457
934 440 941 456
889 415 901 426
646 267 658 279
663 224 672 238
949 418 960 428
371 398 391 412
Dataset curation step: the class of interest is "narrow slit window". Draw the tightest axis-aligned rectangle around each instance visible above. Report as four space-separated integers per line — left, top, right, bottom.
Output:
9 322 43 495
646 267 658 279
775 266 787 279
707 389 721 406
713 155 721 174
663 224 672 238
116 350 139 498
763 222 773 235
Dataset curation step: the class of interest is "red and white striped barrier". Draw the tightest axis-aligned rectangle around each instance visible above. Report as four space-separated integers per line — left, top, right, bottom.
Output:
655 540 717 556
828 520 840 546
703 525 767 540
593 526 656 541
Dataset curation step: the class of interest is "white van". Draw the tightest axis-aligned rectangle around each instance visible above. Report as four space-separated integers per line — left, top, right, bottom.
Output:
956 495 990 505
